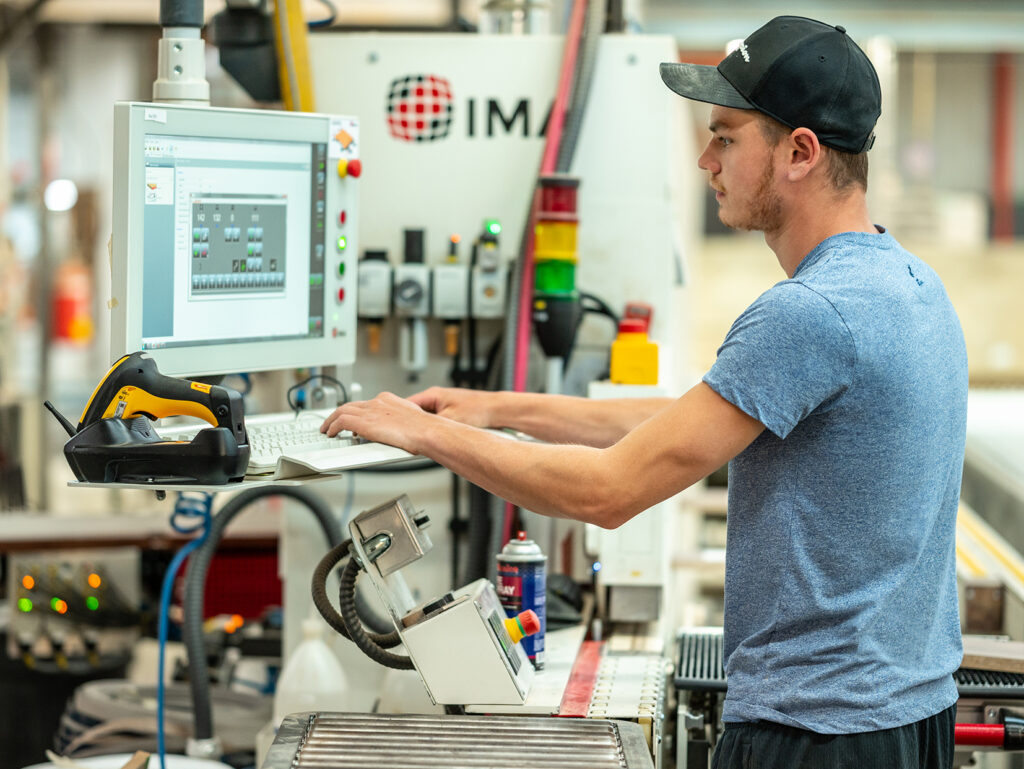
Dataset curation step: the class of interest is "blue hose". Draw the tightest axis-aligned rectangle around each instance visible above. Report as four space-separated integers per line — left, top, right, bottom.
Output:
158 492 214 769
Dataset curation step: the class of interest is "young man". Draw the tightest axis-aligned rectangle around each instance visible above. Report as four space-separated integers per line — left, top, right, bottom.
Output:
322 16 966 768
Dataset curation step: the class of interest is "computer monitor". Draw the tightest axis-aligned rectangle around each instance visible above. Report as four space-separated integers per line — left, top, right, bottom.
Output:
110 102 360 378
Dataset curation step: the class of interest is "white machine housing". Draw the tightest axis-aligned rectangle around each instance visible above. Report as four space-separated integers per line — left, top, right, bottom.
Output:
306 31 696 395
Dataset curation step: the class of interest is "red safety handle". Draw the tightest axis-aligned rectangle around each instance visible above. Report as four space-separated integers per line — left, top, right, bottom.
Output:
955 723 1004 747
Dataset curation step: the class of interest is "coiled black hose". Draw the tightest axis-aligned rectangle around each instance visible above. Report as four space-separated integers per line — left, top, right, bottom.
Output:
182 485 392 741
310 539 401 649
310 539 413 670
337 556 414 670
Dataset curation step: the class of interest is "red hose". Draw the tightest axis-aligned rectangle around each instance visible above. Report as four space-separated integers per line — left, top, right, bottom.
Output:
503 0 590 547
955 723 1004 747
512 0 589 394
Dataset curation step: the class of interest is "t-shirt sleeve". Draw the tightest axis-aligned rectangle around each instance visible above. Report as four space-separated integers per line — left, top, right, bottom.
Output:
703 282 856 439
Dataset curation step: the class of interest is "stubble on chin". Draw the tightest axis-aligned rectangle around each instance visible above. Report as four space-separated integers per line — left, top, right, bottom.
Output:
717 158 782 233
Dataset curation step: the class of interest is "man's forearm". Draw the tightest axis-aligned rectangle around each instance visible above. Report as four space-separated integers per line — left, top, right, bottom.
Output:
488 392 674 447
418 417 646 527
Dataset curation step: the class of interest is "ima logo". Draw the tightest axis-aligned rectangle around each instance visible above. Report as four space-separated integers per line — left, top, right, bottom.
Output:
387 73 553 143
386 74 454 142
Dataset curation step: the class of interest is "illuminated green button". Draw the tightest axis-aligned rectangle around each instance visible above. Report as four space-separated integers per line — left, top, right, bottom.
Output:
336 235 347 252
86 596 99 611
17 598 32 613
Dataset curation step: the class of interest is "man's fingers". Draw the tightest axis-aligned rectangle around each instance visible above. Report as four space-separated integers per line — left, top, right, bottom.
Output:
321 403 362 436
407 388 440 411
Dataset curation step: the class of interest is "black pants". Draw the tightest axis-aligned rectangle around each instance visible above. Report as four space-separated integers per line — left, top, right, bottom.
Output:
711 704 956 769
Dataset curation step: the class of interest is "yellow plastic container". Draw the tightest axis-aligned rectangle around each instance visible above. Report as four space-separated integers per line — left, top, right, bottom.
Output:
610 321 658 385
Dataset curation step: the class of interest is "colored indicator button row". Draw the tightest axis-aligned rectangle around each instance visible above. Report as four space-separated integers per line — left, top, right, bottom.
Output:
17 596 101 613
20 573 102 590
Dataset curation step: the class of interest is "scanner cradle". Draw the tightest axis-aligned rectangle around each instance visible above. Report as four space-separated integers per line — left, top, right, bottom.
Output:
64 416 249 485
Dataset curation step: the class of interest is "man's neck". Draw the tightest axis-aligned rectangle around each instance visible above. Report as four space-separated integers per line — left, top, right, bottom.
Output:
765 192 876 277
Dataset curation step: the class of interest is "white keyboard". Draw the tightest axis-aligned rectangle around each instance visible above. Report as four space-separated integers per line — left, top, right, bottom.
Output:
246 416 357 471
158 410 416 478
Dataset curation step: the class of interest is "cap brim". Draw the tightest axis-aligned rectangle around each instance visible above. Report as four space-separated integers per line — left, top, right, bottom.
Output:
659 62 753 110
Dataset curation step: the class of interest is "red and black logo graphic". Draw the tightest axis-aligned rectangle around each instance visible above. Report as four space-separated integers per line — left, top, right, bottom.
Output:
386 74 454 142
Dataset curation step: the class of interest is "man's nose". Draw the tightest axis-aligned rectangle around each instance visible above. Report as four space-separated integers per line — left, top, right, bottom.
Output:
697 145 718 174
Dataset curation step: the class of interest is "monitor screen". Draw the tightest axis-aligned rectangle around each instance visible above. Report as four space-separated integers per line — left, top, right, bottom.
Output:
111 102 360 378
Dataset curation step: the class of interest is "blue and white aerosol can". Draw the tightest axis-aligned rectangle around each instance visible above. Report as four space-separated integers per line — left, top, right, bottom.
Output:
497 531 546 669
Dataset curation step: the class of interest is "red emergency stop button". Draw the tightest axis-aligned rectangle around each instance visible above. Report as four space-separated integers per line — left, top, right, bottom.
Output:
504 609 540 644
518 609 540 635
337 288 345 302
347 158 362 178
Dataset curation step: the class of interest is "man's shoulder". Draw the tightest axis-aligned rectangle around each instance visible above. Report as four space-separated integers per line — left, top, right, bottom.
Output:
751 278 846 320
727 280 853 354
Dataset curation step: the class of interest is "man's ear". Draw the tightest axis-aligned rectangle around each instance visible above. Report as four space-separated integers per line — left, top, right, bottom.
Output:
785 127 822 182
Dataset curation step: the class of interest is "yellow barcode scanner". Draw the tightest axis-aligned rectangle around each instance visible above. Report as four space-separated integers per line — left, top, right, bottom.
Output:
79 352 246 446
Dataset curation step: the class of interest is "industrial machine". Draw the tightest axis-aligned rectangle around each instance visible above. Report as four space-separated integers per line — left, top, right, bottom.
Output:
306 31 695 399
66 7 692 766
264 28 697 712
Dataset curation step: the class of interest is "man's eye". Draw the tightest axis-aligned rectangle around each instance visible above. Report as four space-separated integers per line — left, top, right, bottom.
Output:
718 136 733 146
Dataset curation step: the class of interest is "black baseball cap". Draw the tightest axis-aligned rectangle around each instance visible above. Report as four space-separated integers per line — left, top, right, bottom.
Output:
660 16 881 154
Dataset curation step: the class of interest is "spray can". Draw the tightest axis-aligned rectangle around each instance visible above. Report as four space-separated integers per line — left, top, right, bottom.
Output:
496 531 546 669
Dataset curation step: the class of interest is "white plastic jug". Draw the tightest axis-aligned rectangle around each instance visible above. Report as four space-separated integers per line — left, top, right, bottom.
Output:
273 617 351 724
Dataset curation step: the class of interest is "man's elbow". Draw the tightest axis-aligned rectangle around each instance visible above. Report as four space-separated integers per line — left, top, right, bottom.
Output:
574 492 644 530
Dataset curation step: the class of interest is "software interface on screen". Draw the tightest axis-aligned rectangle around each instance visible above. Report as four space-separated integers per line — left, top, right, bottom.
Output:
140 133 328 352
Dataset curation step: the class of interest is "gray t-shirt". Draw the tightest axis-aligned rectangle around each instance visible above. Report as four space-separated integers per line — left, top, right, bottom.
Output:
703 228 967 733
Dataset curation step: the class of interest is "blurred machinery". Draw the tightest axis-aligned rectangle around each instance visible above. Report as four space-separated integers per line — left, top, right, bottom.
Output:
7 548 140 670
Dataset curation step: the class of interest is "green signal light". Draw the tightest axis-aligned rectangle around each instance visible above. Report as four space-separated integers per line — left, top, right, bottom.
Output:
86 596 99 611
50 596 60 611
17 598 32 613
337 235 347 251
486 220 502 236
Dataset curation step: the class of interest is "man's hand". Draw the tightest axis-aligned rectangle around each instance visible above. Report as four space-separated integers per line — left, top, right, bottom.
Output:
407 386 498 428
320 392 434 453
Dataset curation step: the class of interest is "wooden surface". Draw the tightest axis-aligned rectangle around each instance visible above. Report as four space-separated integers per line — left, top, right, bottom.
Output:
962 635 1024 673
